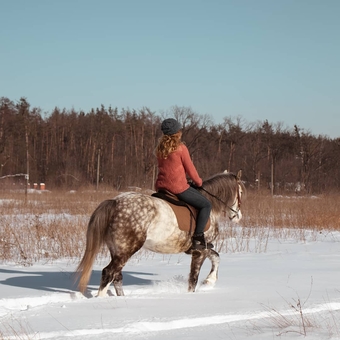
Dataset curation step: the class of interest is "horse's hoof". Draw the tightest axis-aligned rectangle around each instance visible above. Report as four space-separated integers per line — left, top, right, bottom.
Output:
202 279 215 286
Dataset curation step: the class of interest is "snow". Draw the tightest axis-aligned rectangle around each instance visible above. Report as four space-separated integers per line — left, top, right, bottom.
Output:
1 230 340 339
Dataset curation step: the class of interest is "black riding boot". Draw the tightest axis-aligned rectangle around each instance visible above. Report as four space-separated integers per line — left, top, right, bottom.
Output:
192 233 214 250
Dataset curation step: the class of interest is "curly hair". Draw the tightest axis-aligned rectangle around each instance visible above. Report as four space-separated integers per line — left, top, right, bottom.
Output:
156 132 182 159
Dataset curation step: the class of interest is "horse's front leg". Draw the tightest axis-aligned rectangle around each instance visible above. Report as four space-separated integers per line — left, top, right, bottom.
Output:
203 249 220 286
188 250 208 292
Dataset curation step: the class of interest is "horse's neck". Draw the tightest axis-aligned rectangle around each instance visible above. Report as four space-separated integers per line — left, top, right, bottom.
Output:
209 213 219 228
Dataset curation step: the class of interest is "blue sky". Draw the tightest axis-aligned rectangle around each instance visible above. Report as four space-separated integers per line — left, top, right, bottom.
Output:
1 0 339 138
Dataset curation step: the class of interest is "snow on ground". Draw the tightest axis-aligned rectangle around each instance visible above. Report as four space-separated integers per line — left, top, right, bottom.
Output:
1 232 340 340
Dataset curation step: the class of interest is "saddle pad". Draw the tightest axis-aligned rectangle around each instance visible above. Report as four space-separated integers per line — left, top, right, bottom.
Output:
151 191 210 234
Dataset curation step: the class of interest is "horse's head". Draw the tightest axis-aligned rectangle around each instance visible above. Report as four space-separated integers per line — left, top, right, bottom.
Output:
226 170 244 222
202 169 245 222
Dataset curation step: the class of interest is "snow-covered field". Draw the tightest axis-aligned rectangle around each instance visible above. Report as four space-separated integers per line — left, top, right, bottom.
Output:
1 228 340 340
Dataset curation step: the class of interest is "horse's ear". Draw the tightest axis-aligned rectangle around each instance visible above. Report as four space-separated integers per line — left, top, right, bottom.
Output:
223 169 228 173
236 169 242 180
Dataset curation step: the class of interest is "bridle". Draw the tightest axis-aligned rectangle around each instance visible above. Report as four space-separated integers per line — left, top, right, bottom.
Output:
200 179 242 220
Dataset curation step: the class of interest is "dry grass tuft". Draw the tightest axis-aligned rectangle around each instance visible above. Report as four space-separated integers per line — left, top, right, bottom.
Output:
0 317 37 340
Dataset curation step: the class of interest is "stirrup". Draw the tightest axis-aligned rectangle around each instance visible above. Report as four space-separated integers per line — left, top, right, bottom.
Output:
192 241 214 250
192 234 214 250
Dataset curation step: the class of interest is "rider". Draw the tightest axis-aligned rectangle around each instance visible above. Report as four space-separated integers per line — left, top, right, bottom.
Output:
155 118 213 250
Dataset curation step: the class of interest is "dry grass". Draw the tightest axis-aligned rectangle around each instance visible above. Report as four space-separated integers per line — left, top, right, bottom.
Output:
0 189 118 265
1 188 339 264
243 191 340 231
215 191 340 253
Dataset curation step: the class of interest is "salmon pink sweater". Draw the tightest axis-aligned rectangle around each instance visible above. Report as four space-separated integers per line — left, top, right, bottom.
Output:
155 144 203 194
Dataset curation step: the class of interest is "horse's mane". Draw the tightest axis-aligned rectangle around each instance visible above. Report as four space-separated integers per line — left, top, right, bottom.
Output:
201 172 245 213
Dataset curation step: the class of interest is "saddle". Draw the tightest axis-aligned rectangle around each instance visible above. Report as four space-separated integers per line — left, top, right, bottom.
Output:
151 190 210 234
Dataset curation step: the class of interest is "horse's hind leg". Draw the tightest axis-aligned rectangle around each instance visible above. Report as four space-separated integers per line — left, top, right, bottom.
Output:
188 250 208 292
98 255 125 297
203 249 220 286
98 240 144 297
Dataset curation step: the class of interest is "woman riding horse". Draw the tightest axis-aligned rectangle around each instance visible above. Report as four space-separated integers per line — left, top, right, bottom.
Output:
155 118 213 250
76 119 245 296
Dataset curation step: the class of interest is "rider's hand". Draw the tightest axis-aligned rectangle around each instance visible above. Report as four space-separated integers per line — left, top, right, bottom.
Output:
189 181 201 189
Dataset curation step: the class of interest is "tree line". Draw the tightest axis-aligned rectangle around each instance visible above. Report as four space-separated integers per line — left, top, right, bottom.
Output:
1 96 339 194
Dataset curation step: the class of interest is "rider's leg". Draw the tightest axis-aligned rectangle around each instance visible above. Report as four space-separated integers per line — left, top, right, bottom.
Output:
177 187 213 249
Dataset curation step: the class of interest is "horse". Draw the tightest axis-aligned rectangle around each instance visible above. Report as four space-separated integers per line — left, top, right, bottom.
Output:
76 170 245 296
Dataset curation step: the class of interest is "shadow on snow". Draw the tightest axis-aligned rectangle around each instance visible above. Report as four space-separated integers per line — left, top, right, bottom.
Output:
0 268 157 296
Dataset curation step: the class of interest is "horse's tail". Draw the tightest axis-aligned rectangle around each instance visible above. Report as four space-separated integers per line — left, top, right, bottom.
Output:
76 199 116 293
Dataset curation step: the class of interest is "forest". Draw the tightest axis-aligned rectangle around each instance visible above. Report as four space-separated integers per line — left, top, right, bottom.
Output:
0 96 339 194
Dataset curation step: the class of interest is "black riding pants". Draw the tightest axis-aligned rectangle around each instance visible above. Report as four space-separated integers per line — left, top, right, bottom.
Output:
176 187 212 235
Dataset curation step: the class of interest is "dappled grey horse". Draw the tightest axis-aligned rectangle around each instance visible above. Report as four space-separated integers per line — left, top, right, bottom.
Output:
76 170 245 296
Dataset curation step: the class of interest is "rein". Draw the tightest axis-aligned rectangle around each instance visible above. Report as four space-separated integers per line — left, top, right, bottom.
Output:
200 183 241 216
